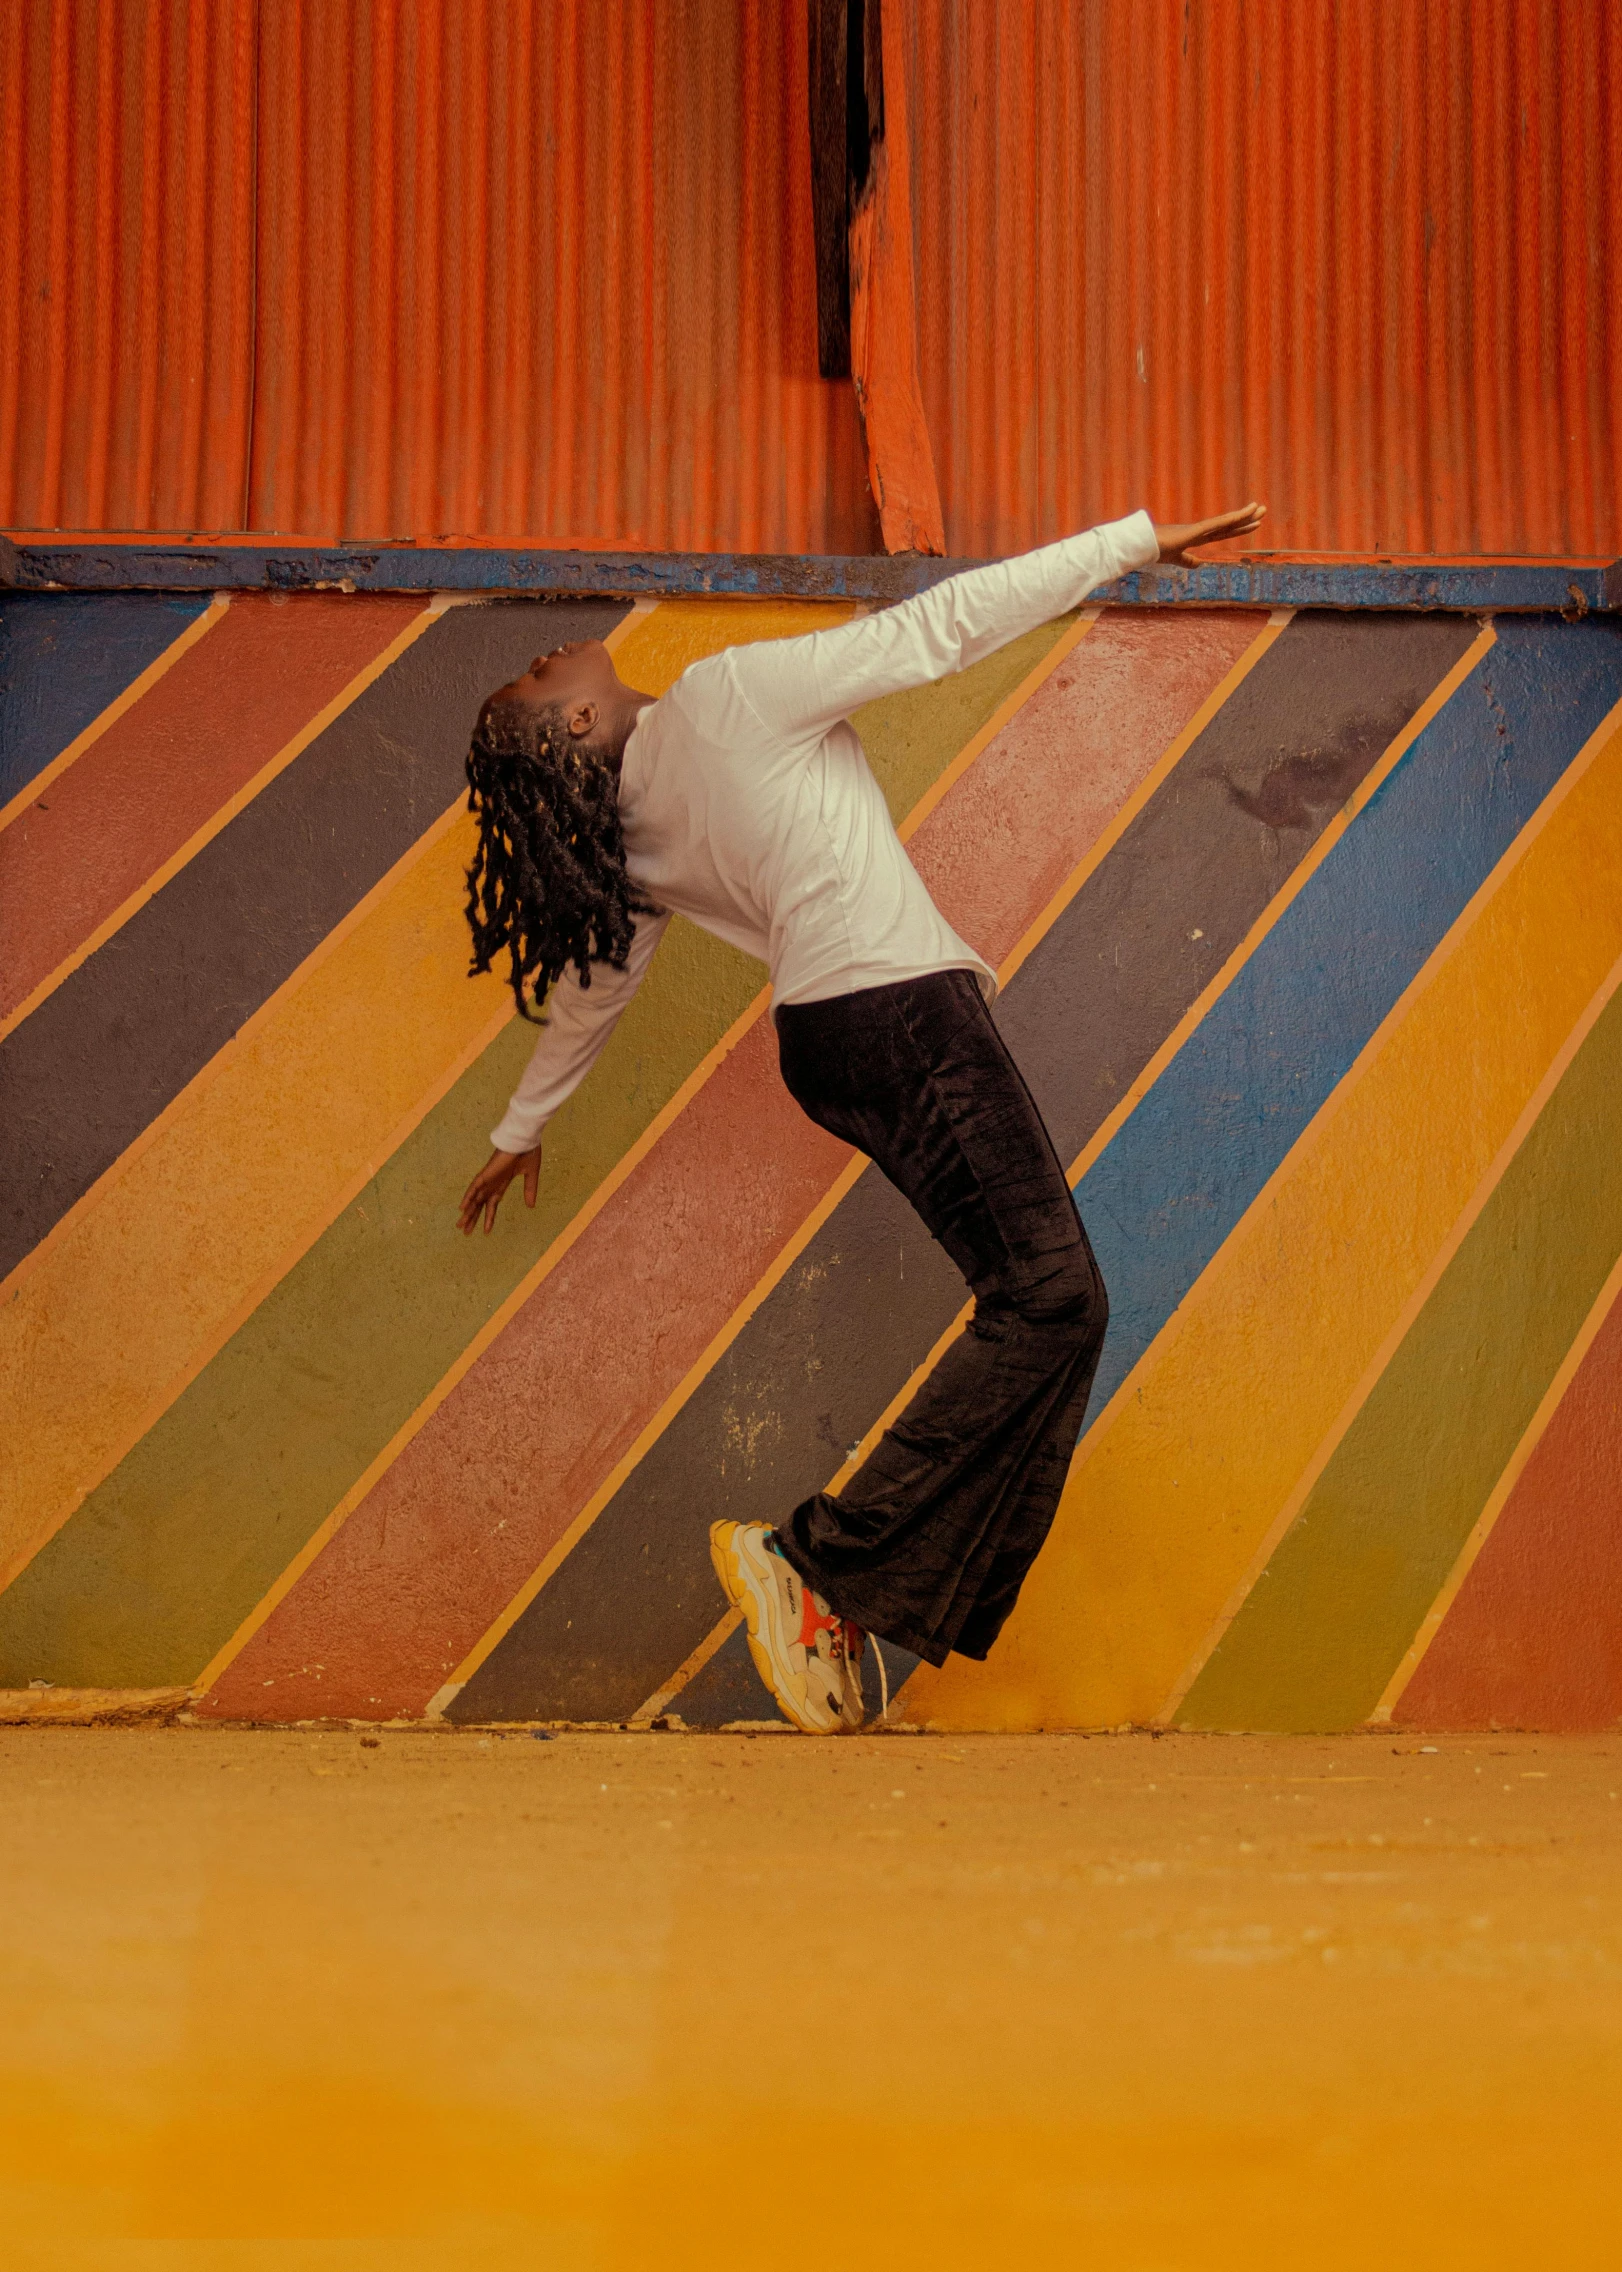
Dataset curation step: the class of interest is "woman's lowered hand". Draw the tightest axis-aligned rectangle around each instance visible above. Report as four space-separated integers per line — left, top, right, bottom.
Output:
457 1145 543 1235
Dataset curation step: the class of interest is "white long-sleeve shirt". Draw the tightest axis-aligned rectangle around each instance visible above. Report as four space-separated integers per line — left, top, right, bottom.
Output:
490 510 1158 1152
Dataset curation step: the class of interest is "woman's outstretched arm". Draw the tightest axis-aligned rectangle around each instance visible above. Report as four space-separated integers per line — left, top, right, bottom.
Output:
726 502 1263 740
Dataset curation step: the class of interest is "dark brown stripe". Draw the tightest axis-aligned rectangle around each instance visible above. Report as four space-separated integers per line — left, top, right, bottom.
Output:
0 599 628 1279
451 612 1481 1724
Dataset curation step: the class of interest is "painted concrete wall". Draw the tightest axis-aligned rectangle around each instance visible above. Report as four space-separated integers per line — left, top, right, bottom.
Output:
2 589 1619 1732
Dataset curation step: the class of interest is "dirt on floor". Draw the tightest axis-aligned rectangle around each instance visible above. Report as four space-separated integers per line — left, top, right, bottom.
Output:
5 1725 1621 2269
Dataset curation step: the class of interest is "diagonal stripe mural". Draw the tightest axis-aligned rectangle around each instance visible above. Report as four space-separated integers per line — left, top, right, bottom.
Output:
1 589 1618 1735
1180 950 1622 1729
0 594 428 1035
1391 1258 1622 1733
445 612 1486 1725
913 625 1622 1733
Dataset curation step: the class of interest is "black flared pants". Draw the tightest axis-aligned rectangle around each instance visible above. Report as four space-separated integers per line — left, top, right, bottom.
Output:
773 970 1107 1667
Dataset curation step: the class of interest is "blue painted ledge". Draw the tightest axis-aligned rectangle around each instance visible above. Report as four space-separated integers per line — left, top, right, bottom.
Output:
3 533 1618 611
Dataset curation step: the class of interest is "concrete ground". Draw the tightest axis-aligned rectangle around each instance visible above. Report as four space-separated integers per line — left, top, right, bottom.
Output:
5 1727 1621 2269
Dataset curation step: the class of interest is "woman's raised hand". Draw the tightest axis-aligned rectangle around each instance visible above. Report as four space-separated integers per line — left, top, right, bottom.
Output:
1151 502 1266 566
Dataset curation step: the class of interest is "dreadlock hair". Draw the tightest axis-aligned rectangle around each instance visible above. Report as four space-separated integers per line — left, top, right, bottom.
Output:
464 693 651 1022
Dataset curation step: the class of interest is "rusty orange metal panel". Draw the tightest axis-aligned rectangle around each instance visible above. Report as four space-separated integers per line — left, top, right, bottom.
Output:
246 0 878 551
4 0 1618 558
0 0 256 532
903 0 1622 560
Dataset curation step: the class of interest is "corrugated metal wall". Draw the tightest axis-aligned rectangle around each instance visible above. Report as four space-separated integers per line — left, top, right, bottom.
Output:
3 0 1618 556
249 0 875 549
3 0 877 552
0 0 257 531
905 0 1622 559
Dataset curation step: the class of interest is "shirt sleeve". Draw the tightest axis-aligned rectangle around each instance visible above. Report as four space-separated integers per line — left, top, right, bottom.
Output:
489 909 671 1153
726 510 1158 738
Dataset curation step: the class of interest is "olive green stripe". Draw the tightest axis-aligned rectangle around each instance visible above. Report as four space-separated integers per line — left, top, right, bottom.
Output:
0 617 1073 1687
1181 973 1622 1732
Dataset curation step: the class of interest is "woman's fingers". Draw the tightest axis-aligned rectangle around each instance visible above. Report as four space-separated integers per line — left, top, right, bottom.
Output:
1199 501 1264 542
1153 502 1268 566
459 1163 505 1234
456 1147 536 1235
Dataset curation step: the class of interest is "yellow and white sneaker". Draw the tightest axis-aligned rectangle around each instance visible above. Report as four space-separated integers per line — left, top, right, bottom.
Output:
709 1520 865 1735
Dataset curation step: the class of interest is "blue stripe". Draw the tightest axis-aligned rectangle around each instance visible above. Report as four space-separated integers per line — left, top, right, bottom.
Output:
0 592 211 807
1075 614 1622 1417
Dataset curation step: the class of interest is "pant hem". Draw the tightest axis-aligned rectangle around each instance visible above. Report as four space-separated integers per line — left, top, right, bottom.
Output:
770 1530 953 1670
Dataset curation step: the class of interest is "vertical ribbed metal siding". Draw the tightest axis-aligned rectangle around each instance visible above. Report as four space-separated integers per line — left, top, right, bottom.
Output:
0 0 256 532
3 0 1619 557
905 0 1622 559
245 0 878 549
4 0 877 549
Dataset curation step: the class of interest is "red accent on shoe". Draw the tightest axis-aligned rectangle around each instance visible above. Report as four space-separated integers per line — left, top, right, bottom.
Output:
796 1588 844 1653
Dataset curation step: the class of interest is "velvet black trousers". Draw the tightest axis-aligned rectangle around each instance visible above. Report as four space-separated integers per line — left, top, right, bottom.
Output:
772 970 1108 1667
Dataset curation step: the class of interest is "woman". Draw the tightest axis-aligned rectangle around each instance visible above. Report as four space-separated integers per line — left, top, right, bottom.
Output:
457 502 1263 1731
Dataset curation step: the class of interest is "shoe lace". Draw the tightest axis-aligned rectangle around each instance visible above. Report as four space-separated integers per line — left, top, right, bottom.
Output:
798 1589 888 1723
842 1621 889 1721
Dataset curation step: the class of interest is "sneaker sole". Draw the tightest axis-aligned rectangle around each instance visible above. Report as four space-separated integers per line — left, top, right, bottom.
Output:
708 1523 838 1737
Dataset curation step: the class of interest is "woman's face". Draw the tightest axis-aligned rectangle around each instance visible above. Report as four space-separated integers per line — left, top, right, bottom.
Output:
490 639 625 721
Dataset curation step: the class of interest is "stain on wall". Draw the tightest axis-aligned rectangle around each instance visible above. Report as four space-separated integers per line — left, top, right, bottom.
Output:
2 593 1618 1732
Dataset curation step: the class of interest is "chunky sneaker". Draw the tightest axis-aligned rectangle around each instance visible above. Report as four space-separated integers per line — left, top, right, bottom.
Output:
709 1521 866 1734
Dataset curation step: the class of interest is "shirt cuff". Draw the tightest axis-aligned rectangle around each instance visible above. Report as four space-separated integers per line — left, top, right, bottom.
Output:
1112 508 1159 573
490 1104 547 1153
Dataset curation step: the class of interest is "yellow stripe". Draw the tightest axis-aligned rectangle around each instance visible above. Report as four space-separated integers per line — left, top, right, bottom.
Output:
0 599 445 1047
0 599 847 1597
0 594 230 837
1172 941 1622 1729
1371 1210 1622 1723
908 697 1622 1733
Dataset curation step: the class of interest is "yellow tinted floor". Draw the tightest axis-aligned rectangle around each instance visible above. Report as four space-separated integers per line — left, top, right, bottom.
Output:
5 1726 1621 2269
